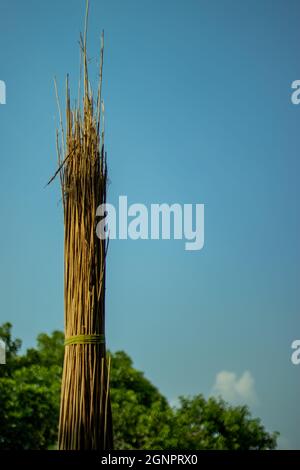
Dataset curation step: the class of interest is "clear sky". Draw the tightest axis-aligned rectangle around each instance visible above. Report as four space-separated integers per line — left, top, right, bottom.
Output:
0 0 300 449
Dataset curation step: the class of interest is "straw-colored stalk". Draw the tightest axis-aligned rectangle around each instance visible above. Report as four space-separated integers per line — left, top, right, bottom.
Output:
52 2 113 450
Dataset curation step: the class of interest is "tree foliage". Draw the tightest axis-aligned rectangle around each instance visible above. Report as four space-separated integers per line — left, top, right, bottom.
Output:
0 324 278 450
173 395 277 450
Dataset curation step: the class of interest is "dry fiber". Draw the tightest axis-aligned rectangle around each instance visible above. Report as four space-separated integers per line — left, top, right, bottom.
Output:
51 2 113 450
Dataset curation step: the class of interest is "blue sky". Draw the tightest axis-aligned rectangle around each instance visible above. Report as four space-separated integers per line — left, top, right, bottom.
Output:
0 0 300 449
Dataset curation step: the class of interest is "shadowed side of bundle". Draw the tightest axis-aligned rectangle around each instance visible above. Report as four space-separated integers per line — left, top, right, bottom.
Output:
53 3 113 450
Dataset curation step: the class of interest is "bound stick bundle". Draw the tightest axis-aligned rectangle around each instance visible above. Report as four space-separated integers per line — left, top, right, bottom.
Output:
52 3 113 450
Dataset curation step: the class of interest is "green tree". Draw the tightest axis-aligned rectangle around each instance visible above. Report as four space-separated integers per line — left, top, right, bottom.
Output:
0 324 63 449
19 330 64 369
0 322 21 378
110 351 175 449
0 324 278 450
173 395 278 450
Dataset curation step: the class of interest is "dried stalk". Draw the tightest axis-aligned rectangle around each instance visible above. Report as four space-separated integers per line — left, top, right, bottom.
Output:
52 0 113 450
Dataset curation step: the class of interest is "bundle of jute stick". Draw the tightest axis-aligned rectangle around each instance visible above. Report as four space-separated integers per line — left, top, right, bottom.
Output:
50 1 113 450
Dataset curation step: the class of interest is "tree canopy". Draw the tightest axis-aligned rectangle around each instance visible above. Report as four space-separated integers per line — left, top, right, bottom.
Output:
0 323 278 450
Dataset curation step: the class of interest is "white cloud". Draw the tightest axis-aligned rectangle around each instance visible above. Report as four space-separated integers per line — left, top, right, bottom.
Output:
277 435 291 450
0 339 5 364
211 370 258 406
169 398 180 409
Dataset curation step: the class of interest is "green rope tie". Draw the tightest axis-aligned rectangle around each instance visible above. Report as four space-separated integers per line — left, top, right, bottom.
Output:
64 334 105 346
